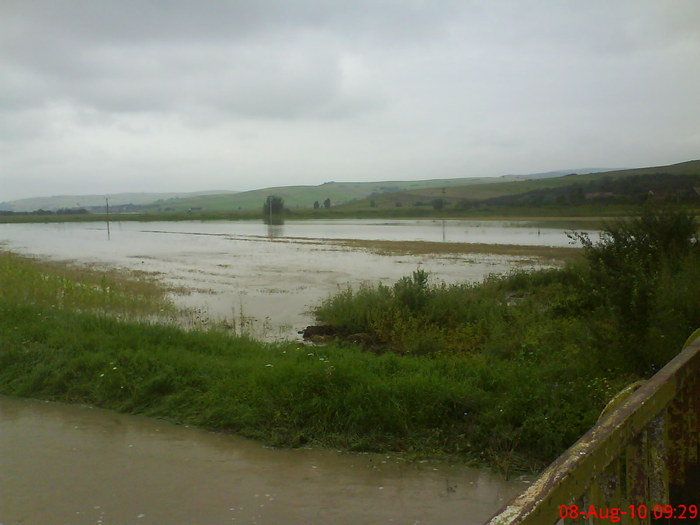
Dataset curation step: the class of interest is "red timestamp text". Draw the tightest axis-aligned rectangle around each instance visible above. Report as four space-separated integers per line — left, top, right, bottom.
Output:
559 503 698 522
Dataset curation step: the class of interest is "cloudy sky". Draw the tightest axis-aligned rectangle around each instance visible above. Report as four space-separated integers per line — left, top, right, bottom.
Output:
2 1 699 201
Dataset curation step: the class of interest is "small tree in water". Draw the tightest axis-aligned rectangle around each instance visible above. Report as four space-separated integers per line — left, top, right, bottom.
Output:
432 198 446 210
263 196 285 215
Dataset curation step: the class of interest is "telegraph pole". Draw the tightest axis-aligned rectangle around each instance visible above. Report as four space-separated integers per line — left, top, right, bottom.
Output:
106 197 111 240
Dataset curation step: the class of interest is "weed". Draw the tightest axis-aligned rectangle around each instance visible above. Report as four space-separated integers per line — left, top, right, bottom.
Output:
0 251 175 319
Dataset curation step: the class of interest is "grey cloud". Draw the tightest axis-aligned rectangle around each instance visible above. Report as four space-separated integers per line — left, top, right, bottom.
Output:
3 0 461 45
1 1 699 201
1 1 408 119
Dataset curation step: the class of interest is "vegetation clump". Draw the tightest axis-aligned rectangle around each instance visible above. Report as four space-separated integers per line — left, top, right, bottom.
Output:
311 206 699 466
315 206 698 368
262 195 285 215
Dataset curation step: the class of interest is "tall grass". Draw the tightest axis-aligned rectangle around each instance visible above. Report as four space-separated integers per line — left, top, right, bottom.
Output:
315 207 700 374
310 207 700 470
0 300 614 469
0 250 175 319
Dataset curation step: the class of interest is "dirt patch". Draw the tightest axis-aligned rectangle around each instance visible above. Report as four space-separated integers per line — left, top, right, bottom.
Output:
325 238 581 261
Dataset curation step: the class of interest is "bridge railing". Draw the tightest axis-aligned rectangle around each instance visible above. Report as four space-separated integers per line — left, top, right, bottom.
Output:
487 333 700 524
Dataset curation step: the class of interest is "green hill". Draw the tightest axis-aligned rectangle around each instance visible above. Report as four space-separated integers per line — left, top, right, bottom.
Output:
142 169 613 212
0 191 235 213
340 160 700 210
141 177 521 212
5 161 697 216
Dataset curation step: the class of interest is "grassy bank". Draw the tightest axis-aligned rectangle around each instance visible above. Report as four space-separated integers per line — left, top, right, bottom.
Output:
0 298 617 472
0 251 175 318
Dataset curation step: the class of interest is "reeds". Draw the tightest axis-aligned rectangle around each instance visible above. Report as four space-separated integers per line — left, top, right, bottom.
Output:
0 250 175 319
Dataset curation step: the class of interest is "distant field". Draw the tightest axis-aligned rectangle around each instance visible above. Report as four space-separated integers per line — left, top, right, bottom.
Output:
139 167 619 213
140 177 522 212
2 160 697 219
0 191 236 213
342 160 700 209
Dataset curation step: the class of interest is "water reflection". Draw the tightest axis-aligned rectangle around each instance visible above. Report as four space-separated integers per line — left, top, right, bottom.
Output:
263 217 285 238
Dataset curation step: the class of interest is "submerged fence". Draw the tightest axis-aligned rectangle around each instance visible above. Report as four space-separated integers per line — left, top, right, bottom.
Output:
488 333 700 524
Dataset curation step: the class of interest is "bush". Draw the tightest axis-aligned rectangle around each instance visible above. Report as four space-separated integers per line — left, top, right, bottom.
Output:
569 205 699 374
315 205 700 372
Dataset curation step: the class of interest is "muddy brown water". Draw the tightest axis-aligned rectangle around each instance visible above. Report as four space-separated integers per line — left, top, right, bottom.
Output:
0 396 529 525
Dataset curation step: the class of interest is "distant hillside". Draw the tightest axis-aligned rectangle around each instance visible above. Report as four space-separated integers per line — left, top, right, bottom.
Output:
6 161 695 215
0 191 235 213
340 160 700 210
481 172 700 208
141 169 613 212
503 168 611 180
140 177 522 212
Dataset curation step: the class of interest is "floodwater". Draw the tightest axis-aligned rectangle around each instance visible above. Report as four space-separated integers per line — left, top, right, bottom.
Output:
0 219 592 340
0 220 554 524
0 396 528 525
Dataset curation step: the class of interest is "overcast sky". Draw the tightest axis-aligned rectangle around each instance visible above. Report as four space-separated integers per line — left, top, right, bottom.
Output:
2 1 699 201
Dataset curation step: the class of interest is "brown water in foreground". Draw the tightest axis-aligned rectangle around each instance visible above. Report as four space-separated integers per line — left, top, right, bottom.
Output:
0 396 528 525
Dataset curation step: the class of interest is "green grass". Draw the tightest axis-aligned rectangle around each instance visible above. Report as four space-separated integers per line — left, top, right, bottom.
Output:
0 251 175 319
0 299 615 471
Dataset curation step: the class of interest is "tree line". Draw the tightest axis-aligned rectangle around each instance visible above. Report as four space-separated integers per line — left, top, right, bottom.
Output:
263 196 333 215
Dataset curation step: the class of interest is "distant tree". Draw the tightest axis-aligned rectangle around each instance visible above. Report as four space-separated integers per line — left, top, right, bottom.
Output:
431 198 446 210
263 195 285 215
57 208 89 215
370 199 377 208
599 176 614 192
569 187 586 204
324 198 331 209
313 200 320 209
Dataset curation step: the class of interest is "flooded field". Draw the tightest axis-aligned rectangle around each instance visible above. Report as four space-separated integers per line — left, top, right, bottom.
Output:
0 219 592 339
0 219 570 524
0 396 528 525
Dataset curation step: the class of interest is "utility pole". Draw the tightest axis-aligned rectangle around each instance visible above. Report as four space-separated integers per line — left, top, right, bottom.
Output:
105 197 111 240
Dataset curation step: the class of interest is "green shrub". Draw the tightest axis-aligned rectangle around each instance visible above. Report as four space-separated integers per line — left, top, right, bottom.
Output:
569 205 699 374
